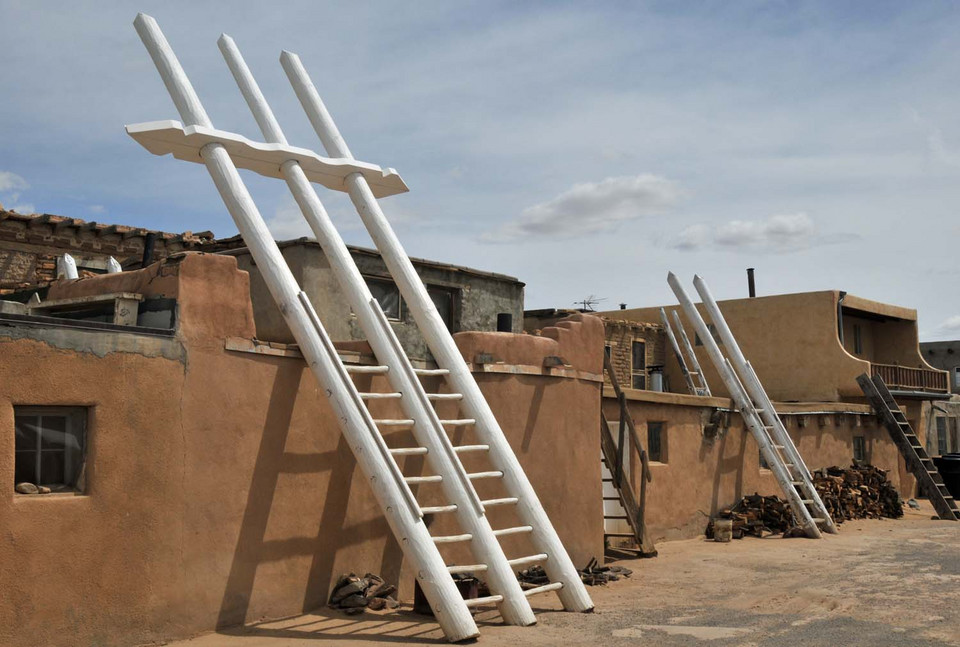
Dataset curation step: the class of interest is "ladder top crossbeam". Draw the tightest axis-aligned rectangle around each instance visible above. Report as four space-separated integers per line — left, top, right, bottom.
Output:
125 120 408 198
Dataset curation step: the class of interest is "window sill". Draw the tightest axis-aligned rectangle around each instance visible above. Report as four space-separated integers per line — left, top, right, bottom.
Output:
13 491 87 500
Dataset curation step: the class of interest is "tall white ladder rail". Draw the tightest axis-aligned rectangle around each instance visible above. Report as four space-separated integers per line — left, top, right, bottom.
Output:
130 14 481 642
216 34 535 627
667 272 835 538
691 275 837 536
280 52 594 613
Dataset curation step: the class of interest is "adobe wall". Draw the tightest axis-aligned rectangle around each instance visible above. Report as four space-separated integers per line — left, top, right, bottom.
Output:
605 392 916 542
612 291 873 402
0 255 598 647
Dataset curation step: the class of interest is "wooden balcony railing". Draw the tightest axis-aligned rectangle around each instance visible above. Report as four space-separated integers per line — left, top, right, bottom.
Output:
871 363 948 393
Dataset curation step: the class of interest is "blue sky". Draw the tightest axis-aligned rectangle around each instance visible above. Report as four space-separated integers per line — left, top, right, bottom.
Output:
2 1 959 339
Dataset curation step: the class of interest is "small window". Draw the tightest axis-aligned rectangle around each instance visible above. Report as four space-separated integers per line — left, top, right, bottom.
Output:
426 285 457 332
853 435 866 462
937 417 948 455
647 421 665 462
759 448 770 470
949 418 959 453
631 340 646 390
367 277 402 321
853 324 863 355
694 323 722 347
604 344 612 359
954 368 960 389
14 407 87 492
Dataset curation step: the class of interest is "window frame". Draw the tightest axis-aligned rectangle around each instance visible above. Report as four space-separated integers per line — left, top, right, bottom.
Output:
936 416 948 455
631 340 646 390
853 324 863 355
647 421 665 463
14 406 87 491
365 276 403 321
853 435 866 462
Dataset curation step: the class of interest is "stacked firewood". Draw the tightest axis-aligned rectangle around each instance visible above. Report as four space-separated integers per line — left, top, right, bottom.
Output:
705 494 798 539
515 560 633 589
706 465 904 539
328 573 400 614
812 464 903 522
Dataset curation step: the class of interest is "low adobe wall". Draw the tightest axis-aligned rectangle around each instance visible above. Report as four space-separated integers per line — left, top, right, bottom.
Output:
604 391 915 542
0 255 601 647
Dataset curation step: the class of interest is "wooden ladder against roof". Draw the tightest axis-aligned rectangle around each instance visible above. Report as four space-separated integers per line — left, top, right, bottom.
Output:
600 352 657 556
660 307 711 397
857 374 959 521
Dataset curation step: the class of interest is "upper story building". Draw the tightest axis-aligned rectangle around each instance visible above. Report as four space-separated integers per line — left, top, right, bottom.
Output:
590 290 947 404
920 340 960 395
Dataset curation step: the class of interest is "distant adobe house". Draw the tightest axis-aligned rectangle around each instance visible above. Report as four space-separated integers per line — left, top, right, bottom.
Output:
0 206 214 294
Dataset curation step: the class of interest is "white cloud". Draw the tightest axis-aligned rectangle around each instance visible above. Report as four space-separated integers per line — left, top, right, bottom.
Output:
482 174 681 243
8 203 37 214
935 315 960 335
264 195 421 242
87 204 107 214
673 212 823 252
0 171 28 193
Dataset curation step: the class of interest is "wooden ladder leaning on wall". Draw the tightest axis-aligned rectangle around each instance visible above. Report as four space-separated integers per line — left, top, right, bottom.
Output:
600 352 658 556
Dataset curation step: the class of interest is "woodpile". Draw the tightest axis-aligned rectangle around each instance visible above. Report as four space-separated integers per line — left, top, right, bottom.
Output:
515 559 633 589
813 464 903 522
328 573 400 614
706 464 903 539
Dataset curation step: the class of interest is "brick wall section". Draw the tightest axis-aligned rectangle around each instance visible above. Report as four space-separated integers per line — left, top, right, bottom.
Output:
602 318 666 389
0 209 214 294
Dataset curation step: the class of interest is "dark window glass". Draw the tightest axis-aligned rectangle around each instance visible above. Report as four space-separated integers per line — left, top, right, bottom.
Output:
427 285 456 332
647 422 664 462
759 448 770 470
853 324 863 355
853 436 866 462
632 340 646 389
937 417 948 455
14 407 86 491
367 278 402 320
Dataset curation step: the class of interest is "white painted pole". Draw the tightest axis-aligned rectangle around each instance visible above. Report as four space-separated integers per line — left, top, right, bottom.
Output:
667 272 821 538
691 275 837 534
218 34 535 626
133 15 479 641
660 308 697 395
281 51 594 613
671 310 710 396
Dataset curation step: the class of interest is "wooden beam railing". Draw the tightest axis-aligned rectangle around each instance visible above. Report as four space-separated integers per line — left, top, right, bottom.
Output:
872 363 948 393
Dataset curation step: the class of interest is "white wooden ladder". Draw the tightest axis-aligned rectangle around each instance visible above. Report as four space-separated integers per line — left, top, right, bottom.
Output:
129 15 592 642
668 273 837 538
660 307 711 396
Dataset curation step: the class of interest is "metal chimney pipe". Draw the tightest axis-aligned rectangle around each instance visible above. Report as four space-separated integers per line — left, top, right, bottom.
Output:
747 268 756 298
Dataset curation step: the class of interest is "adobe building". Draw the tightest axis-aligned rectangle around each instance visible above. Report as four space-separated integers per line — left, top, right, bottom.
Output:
0 207 214 294
0 253 601 647
526 288 951 541
213 236 525 362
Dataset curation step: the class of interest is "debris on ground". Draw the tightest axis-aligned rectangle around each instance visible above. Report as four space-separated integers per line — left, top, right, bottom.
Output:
578 557 633 585
328 573 399 615
705 464 904 539
812 464 904 522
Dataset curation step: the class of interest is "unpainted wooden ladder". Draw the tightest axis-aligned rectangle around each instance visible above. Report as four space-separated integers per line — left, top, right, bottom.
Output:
668 273 838 538
857 373 959 521
129 14 592 642
599 352 657 556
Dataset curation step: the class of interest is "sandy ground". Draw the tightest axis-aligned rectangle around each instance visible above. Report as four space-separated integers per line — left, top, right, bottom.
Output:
163 503 960 647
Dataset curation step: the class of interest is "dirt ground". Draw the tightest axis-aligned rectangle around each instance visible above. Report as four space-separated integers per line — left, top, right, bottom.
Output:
164 503 960 647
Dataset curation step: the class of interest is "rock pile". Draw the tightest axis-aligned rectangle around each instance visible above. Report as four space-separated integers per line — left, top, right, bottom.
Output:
328 573 400 615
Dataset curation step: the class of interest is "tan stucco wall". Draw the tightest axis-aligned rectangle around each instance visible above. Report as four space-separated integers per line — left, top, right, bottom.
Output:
605 391 917 542
0 256 600 647
603 290 939 402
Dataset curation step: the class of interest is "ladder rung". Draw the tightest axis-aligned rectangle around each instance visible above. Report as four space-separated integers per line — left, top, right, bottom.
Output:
405 475 442 484
790 481 804 486
801 500 814 505
602 496 621 501
604 515 629 520
493 525 533 537
482 497 519 507
421 504 458 514
360 392 402 399
773 444 785 449
375 419 415 426
390 447 428 456
427 393 464 401
468 471 504 480
440 419 476 426
811 518 826 523
433 533 472 544
345 365 389 374
453 444 489 454
448 563 487 574
508 553 548 568
523 582 563 597
463 594 503 608
414 368 450 376
604 532 636 537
